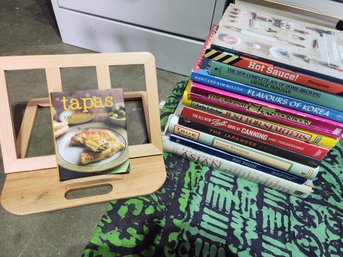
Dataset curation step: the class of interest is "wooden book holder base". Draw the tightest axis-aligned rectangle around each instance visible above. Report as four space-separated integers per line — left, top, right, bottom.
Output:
0 53 166 215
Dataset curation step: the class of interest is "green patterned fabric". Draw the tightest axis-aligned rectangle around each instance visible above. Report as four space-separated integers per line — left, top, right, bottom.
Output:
83 81 343 257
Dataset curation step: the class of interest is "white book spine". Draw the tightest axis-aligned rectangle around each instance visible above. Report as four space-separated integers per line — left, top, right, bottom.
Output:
162 135 313 198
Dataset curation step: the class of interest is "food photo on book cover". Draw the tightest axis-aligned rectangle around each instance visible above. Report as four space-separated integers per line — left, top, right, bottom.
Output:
49 88 130 181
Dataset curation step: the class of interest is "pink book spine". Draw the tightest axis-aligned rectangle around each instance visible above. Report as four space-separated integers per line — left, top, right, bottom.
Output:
192 25 218 72
182 107 328 159
190 81 343 138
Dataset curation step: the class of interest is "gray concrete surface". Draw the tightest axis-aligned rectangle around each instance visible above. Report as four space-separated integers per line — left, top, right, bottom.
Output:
0 0 187 256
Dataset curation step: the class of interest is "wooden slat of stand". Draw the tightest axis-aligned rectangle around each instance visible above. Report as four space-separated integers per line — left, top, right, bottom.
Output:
1 155 166 215
0 52 166 215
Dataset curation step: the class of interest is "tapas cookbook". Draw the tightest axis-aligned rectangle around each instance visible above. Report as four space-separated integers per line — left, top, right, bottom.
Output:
50 88 130 181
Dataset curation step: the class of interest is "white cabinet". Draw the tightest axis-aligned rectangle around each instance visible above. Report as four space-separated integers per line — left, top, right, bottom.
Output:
51 0 227 75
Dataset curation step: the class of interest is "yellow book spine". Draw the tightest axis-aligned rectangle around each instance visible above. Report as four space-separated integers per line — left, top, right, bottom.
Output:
278 123 338 149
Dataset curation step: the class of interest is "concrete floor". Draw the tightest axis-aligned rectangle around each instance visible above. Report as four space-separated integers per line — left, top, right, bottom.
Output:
0 0 186 256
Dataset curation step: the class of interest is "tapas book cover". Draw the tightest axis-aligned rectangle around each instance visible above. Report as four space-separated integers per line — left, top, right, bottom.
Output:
49 88 130 181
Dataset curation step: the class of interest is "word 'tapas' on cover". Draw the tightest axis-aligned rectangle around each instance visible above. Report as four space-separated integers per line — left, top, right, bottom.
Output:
49 88 130 181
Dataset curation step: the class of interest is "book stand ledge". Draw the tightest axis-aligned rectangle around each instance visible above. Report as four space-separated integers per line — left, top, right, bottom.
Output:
0 53 166 215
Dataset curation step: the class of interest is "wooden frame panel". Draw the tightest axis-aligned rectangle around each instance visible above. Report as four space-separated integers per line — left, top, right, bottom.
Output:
0 52 162 173
0 53 166 215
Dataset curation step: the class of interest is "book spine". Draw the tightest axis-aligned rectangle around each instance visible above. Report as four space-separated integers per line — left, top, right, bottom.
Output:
193 25 218 72
192 65 343 123
209 60 343 111
210 43 342 86
181 106 329 159
177 112 321 168
204 48 343 95
168 115 319 179
187 78 343 137
162 135 313 198
182 91 339 148
168 133 307 184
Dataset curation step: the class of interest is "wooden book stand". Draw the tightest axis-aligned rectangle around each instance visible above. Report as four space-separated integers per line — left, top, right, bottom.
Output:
0 53 166 215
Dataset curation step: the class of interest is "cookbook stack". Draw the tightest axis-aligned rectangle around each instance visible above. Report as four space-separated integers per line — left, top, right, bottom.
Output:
162 2 343 198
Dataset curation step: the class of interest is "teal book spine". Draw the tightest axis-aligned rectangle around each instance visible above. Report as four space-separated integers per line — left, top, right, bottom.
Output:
210 60 343 112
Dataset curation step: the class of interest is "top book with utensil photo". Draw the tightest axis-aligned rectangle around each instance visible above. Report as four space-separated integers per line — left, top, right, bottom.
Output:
211 3 343 84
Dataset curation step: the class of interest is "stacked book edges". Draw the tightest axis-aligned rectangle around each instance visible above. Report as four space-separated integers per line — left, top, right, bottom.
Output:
163 3 343 198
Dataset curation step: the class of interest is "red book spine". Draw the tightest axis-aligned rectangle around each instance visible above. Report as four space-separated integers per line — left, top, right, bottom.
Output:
181 107 328 160
233 56 343 95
